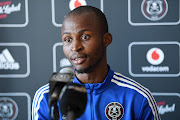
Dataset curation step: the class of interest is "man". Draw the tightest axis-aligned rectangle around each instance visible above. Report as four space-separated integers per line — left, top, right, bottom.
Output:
32 6 160 120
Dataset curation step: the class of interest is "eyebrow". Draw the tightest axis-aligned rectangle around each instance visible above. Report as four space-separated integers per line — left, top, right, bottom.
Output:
63 32 71 35
63 29 90 35
78 29 90 33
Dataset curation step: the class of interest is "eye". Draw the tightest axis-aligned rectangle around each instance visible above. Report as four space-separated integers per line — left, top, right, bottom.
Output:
81 34 90 41
63 37 72 43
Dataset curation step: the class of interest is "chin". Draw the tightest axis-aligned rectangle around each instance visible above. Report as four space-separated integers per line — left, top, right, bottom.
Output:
75 65 93 74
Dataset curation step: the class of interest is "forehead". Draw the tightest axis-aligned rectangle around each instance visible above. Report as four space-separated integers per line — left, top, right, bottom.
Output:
61 13 101 33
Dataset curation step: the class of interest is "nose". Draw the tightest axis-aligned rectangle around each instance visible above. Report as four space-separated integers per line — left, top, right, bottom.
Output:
71 39 83 52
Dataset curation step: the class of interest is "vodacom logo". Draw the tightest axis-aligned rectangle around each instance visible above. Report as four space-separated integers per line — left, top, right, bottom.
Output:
69 0 87 11
142 47 169 72
146 48 164 65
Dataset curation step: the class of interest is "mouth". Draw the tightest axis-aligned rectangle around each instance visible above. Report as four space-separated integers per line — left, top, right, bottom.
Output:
70 54 87 65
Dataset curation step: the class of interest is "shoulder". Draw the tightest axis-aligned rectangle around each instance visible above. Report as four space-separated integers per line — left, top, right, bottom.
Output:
111 71 152 98
32 84 50 120
32 83 50 104
111 71 160 120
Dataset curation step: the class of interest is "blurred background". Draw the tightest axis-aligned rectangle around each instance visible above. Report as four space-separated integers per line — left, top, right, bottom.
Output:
0 0 179 119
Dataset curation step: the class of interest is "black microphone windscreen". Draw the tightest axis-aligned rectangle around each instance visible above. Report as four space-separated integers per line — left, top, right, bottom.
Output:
49 67 74 96
59 81 87 119
49 67 75 120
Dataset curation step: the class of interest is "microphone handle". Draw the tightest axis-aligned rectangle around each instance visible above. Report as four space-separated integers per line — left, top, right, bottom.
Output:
67 111 76 120
52 103 59 120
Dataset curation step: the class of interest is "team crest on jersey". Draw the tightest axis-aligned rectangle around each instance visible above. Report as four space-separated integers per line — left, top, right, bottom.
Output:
105 102 124 120
141 0 168 21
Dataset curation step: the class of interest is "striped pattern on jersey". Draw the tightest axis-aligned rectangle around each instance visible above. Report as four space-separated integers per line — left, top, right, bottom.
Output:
32 84 49 120
112 72 161 120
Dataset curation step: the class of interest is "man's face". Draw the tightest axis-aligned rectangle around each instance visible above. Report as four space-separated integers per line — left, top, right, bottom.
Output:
61 13 106 73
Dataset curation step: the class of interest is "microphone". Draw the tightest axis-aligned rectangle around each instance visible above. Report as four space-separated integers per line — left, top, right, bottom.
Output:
59 81 87 120
49 67 74 120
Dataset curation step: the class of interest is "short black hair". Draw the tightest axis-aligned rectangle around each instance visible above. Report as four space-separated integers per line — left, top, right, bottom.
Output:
66 5 109 34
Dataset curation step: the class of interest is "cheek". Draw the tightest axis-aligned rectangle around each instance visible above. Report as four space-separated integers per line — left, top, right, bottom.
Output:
63 46 69 58
88 41 104 52
87 42 104 57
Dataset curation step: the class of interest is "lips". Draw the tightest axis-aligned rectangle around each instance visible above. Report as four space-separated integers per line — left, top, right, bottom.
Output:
70 53 87 64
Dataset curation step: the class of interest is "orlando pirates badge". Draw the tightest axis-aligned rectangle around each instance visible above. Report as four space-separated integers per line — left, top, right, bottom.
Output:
141 0 168 21
105 102 124 120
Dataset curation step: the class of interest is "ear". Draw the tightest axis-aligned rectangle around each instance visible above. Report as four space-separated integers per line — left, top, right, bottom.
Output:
103 32 112 47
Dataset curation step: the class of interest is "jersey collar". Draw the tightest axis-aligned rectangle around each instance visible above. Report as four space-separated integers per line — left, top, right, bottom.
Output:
73 65 114 93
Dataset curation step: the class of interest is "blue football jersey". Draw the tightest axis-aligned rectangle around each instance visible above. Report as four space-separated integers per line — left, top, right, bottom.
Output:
32 67 160 120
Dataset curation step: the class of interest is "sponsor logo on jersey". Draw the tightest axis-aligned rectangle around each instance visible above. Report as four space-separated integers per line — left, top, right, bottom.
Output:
0 48 20 70
105 102 124 120
141 0 168 21
0 97 18 120
69 0 87 11
142 48 169 72
157 101 175 115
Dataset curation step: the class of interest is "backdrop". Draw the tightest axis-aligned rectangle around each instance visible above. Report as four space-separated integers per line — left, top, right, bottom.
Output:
0 0 179 119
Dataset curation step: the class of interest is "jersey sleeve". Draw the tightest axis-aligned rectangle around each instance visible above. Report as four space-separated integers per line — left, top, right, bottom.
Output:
32 84 52 120
138 97 160 120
